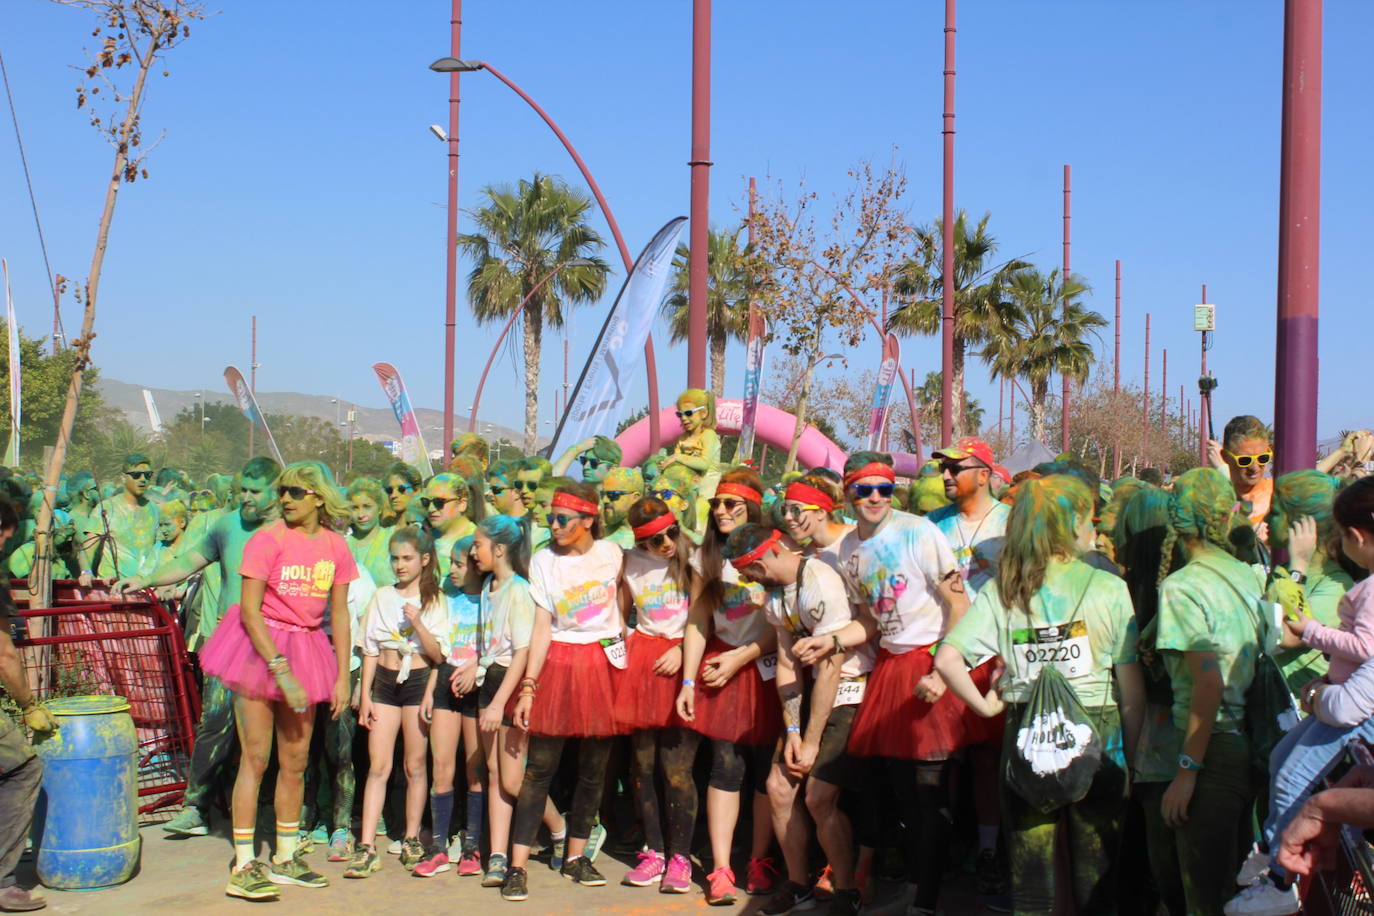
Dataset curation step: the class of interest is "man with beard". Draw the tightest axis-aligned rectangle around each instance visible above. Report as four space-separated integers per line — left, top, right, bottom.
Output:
600 466 645 548
92 454 161 580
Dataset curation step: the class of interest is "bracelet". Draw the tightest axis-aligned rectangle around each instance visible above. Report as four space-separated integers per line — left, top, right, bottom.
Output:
520 677 537 688
681 679 695 688
267 655 290 674
786 725 801 734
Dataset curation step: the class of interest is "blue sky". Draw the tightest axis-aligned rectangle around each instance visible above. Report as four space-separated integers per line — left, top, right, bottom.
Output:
2 0 1370 446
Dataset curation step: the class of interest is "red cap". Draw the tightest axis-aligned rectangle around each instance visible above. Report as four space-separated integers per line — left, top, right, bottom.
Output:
932 437 1012 484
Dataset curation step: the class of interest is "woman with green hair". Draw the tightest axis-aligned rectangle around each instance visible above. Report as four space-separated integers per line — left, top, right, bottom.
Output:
664 389 722 530
424 473 477 577
347 478 394 587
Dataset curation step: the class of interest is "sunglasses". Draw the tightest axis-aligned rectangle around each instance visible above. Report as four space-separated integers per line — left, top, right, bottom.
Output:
384 484 413 495
939 460 983 475
582 456 605 469
637 526 681 550
602 490 632 502
1226 450 1273 468
126 470 152 480
850 483 895 499
675 406 705 420
782 503 821 519
514 480 540 492
651 489 678 502
278 485 317 501
708 497 747 512
489 485 509 496
546 512 586 528
421 496 463 512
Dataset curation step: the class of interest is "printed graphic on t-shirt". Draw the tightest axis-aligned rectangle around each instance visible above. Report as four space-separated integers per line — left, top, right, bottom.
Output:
635 580 688 623
723 579 764 621
277 559 337 600
554 580 616 626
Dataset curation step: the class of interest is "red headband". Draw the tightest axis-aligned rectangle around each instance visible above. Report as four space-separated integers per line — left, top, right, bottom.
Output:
784 481 836 513
551 492 598 516
731 529 783 570
632 512 677 540
715 481 763 504
843 462 896 487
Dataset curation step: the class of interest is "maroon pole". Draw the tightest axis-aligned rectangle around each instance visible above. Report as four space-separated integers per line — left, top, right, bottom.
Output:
1143 313 1151 464
939 0 956 448
441 0 462 452
249 314 257 459
1060 164 1071 451
686 0 712 391
1112 259 1121 476
1161 348 1168 434
1274 0 1322 475
1199 283 1209 464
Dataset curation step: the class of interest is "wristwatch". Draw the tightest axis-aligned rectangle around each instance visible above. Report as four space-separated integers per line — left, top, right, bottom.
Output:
1289 570 1308 586
1177 753 1204 772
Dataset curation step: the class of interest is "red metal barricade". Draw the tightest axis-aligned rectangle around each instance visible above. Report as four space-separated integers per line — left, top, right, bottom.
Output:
8 584 200 821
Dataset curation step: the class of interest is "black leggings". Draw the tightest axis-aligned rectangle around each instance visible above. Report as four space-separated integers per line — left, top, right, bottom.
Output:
708 739 772 794
511 735 613 846
629 727 702 857
889 758 952 913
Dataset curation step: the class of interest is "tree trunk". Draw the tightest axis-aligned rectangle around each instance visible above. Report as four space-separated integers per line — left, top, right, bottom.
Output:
522 300 542 453
1030 377 1049 444
951 333 967 441
30 45 158 609
785 360 815 474
709 327 727 399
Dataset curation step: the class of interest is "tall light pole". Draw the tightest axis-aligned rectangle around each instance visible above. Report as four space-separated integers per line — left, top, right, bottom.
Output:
687 0 711 390
249 314 257 459
1061 164 1072 451
939 0 957 448
437 1 462 452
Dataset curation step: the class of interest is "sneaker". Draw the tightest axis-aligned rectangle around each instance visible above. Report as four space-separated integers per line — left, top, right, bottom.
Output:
975 848 1006 896
412 848 451 878
268 852 328 888
855 859 874 903
548 835 567 871
295 830 316 855
456 845 482 877
225 861 279 900
309 824 329 845
661 854 692 894
748 855 781 896
560 856 607 887
1224 878 1300 916
343 844 381 879
761 879 818 915
327 828 355 862
162 806 208 837
501 865 530 901
584 822 608 864
483 852 510 888
1236 843 1270 886
984 893 1013 913
828 888 864 916
0 885 46 911
706 867 737 906
623 849 666 886
400 836 426 869
386 838 403 856
815 863 835 898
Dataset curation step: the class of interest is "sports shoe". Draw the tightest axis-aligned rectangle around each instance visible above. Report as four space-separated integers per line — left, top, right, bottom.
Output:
548 835 567 871
456 844 482 877
661 854 692 894
225 861 279 900
623 849 666 886
295 829 316 855
975 848 1006 896
412 848 450 877
560 856 607 887
267 851 328 888
706 866 737 906
326 828 355 862
400 836 425 869
828 888 863 916
0 885 46 911
162 806 209 837
760 879 818 914
747 855 781 896
386 838 403 856
1224 877 1300 916
309 824 329 845
343 844 381 879
855 858 874 903
584 822 608 864
1236 843 1270 886
815 863 835 898
501 865 530 901
483 852 509 888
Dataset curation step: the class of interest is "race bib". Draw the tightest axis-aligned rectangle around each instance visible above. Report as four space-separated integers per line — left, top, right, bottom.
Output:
1012 620 1090 681
600 636 628 670
756 652 778 681
834 676 867 707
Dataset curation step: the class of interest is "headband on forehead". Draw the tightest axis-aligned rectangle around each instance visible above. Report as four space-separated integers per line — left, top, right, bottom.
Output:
784 481 836 513
730 529 783 570
843 462 896 487
550 492 598 516
715 481 763 504
631 512 677 541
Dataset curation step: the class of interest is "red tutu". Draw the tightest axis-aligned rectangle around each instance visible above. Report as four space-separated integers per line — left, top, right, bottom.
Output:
199 605 339 705
848 645 971 760
688 636 781 746
963 657 1006 747
527 640 623 738
613 632 683 732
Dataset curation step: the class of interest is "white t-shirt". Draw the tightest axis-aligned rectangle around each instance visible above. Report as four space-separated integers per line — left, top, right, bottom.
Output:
765 559 875 682
623 549 692 640
528 539 625 644
713 561 770 648
356 585 450 680
839 510 958 654
927 502 1010 600
480 575 535 668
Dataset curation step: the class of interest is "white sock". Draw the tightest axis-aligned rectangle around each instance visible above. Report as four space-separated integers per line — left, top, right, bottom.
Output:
978 825 998 853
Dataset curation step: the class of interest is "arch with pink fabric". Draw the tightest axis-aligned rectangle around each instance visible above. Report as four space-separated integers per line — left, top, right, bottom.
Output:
614 398 925 477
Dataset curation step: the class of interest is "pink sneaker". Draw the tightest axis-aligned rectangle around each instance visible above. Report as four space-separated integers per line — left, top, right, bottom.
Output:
746 855 779 895
706 866 737 906
661 854 692 894
456 848 482 876
411 849 450 877
622 850 666 887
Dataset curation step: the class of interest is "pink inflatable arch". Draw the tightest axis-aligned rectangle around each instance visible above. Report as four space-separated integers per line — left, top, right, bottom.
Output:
615 398 926 476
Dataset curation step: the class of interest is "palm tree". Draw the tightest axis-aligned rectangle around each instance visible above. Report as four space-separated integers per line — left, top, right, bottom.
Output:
982 268 1103 444
458 174 611 450
912 370 984 444
888 210 1029 439
660 226 751 397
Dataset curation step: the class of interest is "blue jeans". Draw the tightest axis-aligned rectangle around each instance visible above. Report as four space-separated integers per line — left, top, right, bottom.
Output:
1264 713 1374 879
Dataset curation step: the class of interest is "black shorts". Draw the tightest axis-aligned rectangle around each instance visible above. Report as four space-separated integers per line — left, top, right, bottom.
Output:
431 662 480 717
478 663 513 727
370 665 428 707
773 700 859 790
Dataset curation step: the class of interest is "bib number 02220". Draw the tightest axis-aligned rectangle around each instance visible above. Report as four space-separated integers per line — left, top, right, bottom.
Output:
1011 619 1090 681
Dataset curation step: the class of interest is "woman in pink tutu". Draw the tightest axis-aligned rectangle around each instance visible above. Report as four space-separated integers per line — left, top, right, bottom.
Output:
675 467 781 906
198 461 359 901
499 482 624 903
614 496 702 893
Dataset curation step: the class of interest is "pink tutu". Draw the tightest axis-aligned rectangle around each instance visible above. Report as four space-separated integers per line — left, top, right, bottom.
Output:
199 604 339 705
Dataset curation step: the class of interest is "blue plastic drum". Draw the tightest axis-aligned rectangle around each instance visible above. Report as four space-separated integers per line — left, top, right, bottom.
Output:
33 695 140 889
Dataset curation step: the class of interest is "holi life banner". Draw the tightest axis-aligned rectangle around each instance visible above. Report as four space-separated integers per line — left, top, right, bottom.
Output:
735 307 767 463
2 260 19 467
548 216 687 459
223 365 285 465
371 362 433 479
865 333 901 451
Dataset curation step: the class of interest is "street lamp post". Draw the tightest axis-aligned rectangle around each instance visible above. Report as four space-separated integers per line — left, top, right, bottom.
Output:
687 0 711 390
429 56 663 451
438 0 462 453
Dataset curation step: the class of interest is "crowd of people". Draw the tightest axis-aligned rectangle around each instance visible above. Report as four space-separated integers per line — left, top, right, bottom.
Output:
2 388 1374 916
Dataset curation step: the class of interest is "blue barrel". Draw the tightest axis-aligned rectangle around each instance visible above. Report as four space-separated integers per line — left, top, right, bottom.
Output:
32 696 140 889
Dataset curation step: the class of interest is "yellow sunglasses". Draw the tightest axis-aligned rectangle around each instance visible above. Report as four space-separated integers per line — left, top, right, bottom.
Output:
1225 450 1273 468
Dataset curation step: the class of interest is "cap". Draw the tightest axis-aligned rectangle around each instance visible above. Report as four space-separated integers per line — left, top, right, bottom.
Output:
932 437 1012 484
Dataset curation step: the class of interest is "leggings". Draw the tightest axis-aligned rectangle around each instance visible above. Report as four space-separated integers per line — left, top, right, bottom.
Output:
629 727 702 857
511 735 613 846
889 758 951 913
708 739 772 793
183 675 237 811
